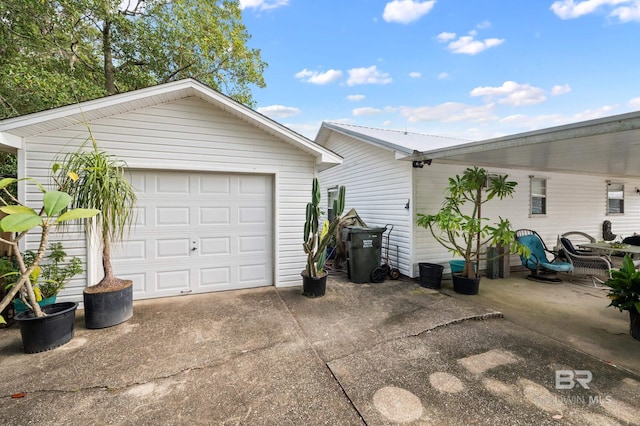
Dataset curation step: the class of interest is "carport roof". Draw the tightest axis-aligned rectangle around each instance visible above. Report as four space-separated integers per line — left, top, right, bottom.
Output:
0 78 342 170
318 111 640 179
415 111 640 179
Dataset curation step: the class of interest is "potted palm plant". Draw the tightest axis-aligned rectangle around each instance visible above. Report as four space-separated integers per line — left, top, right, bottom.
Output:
416 167 526 295
301 178 345 297
0 175 99 352
54 134 136 329
605 255 640 340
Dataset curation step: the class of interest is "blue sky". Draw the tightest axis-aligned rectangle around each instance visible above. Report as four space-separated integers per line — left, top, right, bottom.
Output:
239 0 640 141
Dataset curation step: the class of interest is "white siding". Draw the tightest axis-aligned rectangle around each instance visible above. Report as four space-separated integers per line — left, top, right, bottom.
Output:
414 163 640 273
318 132 414 276
22 97 315 302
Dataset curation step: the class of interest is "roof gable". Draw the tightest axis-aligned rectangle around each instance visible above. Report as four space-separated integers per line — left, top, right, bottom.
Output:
315 122 469 157
0 79 341 169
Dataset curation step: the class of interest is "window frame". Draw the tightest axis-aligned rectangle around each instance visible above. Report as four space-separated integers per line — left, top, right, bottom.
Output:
607 181 625 215
529 176 547 217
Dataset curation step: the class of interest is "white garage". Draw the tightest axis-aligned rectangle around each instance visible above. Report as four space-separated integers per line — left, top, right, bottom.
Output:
0 79 342 303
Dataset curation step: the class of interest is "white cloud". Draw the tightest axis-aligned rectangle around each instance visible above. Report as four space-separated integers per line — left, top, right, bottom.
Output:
444 34 505 55
629 96 640 108
571 105 616 120
347 94 366 102
610 1 640 21
437 32 457 42
477 20 492 29
399 102 497 123
409 72 422 78
239 0 289 11
550 0 632 20
352 106 397 116
383 0 436 24
551 84 572 95
438 72 450 79
295 68 343 85
257 104 300 118
353 107 384 116
470 81 547 106
347 66 393 86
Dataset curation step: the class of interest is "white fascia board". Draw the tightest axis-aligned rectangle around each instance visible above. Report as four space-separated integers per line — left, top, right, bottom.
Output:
0 132 21 150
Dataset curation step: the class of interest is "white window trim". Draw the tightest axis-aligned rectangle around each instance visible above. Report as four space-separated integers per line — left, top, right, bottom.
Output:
529 176 547 218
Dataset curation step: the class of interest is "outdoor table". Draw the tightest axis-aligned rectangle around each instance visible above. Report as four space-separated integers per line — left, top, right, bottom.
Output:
577 242 640 257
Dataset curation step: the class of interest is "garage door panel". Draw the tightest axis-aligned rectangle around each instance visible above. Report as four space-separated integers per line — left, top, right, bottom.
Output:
157 270 190 290
199 237 230 255
239 175 270 195
112 240 147 261
200 175 231 194
157 174 190 194
200 267 231 288
113 170 273 300
156 207 191 226
156 238 190 258
200 207 230 225
238 235 267 254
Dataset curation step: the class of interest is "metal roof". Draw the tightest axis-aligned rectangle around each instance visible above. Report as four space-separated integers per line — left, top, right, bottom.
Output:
317 111 640 179
315 122 470 157
0 79 342 170
415 111 640 179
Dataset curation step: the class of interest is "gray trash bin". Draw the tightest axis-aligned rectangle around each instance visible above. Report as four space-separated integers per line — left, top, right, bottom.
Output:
343 226 386 283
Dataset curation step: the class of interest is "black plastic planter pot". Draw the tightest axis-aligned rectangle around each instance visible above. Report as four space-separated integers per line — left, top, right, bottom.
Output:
15 302 78 354
301 272 327 298
452 274 481 295
84 281 133 329
418 263 444 289
630 308 640 341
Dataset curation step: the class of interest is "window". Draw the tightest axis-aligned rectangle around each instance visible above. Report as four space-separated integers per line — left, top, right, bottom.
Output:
530 177 546 215
327 186 339 222
607 182 624 214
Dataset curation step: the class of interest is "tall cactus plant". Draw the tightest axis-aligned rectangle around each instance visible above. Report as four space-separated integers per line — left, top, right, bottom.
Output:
303 178 346 278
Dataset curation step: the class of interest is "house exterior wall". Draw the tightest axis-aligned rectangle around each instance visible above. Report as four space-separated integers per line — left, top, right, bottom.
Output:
21 97 316 302
414 162 640 274
318 132 414 276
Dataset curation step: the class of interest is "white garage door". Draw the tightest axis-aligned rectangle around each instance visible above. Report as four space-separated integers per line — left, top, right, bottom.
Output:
112 170 274 300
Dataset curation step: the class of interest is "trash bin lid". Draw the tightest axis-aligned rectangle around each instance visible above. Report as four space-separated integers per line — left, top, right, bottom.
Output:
345 226 387 233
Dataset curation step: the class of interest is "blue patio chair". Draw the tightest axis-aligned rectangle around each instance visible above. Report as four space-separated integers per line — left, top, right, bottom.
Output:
515 229 573 282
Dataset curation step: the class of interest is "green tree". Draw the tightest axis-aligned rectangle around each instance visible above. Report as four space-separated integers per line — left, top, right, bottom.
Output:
0 0 267 118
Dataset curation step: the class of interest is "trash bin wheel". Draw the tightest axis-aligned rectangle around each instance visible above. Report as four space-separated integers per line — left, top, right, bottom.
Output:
371 266 386 283
389 268 400 280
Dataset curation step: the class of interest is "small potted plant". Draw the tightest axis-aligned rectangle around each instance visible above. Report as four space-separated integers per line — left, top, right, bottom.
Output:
301 178 345 297
605 255 640 340
416 166 526 295
0 174 99 353
10 242 83 314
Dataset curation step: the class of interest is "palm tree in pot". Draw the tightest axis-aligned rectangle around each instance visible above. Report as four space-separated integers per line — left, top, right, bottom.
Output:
54 134 136 328
301 177 345 297
416 167 526 295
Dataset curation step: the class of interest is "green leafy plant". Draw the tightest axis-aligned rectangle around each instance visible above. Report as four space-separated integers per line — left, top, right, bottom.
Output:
302 178 346 278
1 244 82 301
0 175 99 323
416 166 527 279
38 242 83 299
606 255 640 313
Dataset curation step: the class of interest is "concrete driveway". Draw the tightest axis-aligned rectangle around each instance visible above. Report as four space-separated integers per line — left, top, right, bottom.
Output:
1 270 639 425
